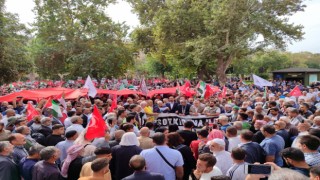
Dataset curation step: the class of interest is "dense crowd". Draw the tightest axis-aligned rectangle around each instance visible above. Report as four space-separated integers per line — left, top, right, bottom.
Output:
0 79 320 180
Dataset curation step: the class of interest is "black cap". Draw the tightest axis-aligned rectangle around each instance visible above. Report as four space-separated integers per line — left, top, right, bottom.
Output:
65 130 77 138
94 147 112 155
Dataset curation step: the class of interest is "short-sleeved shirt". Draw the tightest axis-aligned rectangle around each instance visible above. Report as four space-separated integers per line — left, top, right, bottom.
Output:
214 151 233 175
200 166 222 180
227 162 248 180
140 145 184 180
260 135 285 166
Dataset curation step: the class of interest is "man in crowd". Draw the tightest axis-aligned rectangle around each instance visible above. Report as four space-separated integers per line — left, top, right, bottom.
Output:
0 121 11 141
45 124 65 146
138 127 154 149
227 148 248 180
298 135 320 167
226 126 241 152
177 121 198 147
190 100 204 116
140 132 184 180
218 115 231 132
66 116 84 134
109 130 125 148
193 153 222 179
79 158 110 180
177 99 191 116
239 130 266 164
166 96 178 113
123 155 165 180
209 138 233 175
19 145 44 180
8 133 28 164
0 141 20 180
203 100 221 116
32 146 62 180
288 108 306 126
80 147 112 179
280 147 310 177
55 130 78 163
260 125 285 166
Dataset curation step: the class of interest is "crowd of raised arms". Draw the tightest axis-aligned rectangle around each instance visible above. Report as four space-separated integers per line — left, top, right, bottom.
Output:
1 78 320 180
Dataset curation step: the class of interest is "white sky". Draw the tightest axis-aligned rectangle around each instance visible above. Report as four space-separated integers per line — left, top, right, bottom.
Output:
5 0 320 53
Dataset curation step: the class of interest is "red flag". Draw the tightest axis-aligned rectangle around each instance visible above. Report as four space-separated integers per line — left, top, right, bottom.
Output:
221 86 227 98
181 80 192 96
204 84 214 99
109 95 117 113
43 96 53 109
85 105 107 140
289 86 302 97
26 102 40 121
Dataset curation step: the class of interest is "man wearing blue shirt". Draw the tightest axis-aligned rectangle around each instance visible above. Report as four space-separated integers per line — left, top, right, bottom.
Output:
260 125 285 166
140 133 184 180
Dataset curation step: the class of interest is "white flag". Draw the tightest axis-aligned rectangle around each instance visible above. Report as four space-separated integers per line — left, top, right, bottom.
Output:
140 78 148 96
84 75 97 97
252 74 273 87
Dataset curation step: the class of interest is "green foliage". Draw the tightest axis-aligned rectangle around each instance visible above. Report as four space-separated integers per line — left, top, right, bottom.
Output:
32 0 133 79
0 0 33 84
127 0 305 84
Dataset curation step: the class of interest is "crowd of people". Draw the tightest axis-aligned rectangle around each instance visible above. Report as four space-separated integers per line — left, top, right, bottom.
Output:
0 78 320 180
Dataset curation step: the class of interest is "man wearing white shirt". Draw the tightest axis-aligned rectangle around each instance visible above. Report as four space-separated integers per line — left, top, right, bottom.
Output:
193 153 222 180
209 139 233 175
64 111 76 129
227 148 248 180
226 126 241 152
65 116 84 134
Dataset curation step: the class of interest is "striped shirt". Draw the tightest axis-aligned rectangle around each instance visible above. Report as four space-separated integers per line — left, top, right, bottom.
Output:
227 162 248 180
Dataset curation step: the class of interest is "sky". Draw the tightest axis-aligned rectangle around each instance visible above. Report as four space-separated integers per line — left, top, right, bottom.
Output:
5 0 320 53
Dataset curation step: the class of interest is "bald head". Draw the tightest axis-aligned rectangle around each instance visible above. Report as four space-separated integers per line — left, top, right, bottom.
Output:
114 130 125 141
129 155 146 171
139 127 150 137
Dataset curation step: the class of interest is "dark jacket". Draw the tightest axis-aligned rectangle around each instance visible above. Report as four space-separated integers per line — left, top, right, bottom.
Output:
166 102 179 113
122 171 165 180
174 144 196 180
240 142 266 164
110 145 142 180
177 104 191 115
32 160 63 180
0 155 21 180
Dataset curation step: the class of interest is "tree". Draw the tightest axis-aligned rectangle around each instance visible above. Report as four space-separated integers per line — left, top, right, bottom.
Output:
128 0 305 85
0 0 33 84
32 0 133 79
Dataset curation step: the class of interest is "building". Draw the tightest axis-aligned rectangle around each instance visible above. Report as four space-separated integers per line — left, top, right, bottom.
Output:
272 68 320 86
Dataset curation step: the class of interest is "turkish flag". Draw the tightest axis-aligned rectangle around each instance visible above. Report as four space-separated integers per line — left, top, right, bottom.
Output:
181 80 193 97
204 84 214 99
85 105 107 140
26 102 40 121
109 95 117 113
289 86 302 97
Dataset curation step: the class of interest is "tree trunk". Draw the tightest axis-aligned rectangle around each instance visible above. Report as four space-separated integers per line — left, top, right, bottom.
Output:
216 56 233 86
197 64 205 80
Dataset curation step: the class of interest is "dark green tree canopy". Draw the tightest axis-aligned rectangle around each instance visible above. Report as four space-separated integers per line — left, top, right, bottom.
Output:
128 0 305 84
0 0 33 84
32 0 133 79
